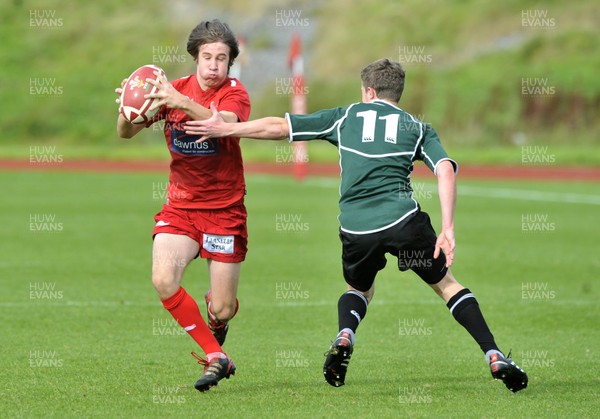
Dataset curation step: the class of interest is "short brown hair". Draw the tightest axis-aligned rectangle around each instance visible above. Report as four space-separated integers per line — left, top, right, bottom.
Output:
360 59 405 102
186 19 239 70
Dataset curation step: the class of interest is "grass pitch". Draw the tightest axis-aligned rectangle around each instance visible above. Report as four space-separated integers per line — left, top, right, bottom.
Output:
0 169 598 418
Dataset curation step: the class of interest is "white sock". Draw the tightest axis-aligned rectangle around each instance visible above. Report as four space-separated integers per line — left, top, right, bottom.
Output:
485 349 504 364
338 328 355 345
206 352 226 362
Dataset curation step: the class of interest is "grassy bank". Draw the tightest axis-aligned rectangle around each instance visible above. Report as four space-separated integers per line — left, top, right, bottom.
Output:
1 0 598 164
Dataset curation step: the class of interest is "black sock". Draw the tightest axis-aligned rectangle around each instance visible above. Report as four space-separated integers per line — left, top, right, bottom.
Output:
446 288 498 354
338 291 368 333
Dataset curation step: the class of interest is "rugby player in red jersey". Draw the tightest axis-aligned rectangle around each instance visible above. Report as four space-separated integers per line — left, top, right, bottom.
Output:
115 19 249 392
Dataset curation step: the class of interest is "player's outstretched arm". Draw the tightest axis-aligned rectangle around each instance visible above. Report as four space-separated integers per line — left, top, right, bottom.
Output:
434 160 457 267
185 102 289 142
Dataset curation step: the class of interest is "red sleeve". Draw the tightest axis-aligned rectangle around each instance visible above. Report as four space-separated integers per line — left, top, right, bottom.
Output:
217 79 251 122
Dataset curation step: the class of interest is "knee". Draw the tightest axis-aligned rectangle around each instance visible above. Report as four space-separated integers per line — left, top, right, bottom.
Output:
152 271 179 300
209 299 238 322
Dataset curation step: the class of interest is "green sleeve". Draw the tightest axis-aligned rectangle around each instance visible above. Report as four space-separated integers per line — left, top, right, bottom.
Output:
417 124 458 175
285 107 347 145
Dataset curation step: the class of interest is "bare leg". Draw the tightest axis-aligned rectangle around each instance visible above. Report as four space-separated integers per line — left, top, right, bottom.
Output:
206 260 241 322
428 269 464 303
152 233 199 299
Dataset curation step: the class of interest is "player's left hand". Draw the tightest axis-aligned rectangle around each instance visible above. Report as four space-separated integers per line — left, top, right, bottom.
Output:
145 71 186 111
434 228 455 267
185 102 227 142
114 78 128 106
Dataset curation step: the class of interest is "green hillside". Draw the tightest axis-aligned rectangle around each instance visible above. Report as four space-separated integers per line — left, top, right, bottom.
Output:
302 0 600 149
1 0 598 164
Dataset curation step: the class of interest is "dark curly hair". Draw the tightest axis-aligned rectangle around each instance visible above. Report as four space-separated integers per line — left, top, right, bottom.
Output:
186 19 239 70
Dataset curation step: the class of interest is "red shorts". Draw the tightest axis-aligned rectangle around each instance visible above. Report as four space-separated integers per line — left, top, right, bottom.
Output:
153 204 248 263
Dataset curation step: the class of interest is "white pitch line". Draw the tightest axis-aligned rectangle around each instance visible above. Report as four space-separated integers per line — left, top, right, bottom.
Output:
271 299 597 307
267 176 600 206
3 298 594 308
457 185 600 206
0 300 160 308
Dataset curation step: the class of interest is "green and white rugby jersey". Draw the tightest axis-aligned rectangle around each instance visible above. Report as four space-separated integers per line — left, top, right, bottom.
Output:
286 99 457 234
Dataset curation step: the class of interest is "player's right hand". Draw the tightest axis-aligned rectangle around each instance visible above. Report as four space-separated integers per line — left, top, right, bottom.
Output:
185 102 227 142
434 228 455 267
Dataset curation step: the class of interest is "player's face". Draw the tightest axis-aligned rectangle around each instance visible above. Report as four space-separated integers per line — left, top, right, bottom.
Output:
196 42 230 90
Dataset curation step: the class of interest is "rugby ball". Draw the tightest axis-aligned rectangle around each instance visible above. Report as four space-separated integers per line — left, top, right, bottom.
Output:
119 64 166 124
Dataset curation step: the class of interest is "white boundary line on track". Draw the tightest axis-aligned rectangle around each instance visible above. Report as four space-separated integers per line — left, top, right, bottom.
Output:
249 176 600 206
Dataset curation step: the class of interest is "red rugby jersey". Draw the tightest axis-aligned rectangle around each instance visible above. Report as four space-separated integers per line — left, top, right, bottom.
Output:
151 75 250 209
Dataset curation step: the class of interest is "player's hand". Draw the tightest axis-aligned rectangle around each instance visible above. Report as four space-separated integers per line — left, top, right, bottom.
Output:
434 227 455 267
114 78 127 106
144 71 185 111
185 102 227 142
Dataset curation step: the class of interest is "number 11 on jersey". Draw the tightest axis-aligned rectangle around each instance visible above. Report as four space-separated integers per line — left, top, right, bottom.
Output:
356 110 400 144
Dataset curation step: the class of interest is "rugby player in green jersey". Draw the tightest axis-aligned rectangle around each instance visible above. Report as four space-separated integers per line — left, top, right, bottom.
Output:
184 58 528 393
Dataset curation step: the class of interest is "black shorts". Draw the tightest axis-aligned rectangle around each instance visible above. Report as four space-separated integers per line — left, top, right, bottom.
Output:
339 210 448 292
